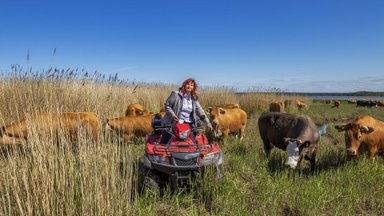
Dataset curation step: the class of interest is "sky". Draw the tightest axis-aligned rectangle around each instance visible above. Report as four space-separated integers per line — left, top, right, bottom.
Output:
1 0 383 93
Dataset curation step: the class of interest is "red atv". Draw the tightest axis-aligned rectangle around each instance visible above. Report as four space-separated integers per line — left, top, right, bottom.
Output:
140 116 223 193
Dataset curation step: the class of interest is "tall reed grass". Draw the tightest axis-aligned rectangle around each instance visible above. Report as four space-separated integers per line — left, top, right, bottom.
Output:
0 68 284 215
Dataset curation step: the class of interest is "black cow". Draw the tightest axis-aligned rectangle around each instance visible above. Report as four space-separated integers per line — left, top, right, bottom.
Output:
356 100 377 108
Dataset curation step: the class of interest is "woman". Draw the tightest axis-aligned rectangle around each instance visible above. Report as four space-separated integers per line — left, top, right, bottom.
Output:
160 78 213 144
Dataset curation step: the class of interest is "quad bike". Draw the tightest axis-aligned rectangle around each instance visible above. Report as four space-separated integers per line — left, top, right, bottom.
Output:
140 116 224 193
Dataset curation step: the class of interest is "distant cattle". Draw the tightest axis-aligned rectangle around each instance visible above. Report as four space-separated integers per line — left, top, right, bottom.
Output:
347 100 357 104
106 111 165 143
296 99 308 110
269 101 284 112
0 112 101 147
376 100 384 107
356 100 377 108
325 100 332 104
125 103 151 116
207 105 247 140
335 115 384 160
332 100 340 108
258 112 325 172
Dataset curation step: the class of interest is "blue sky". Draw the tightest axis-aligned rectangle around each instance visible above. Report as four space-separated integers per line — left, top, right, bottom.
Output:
1 0 383 93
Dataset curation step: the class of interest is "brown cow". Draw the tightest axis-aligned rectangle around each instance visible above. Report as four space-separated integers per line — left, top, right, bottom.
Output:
0 112 101 147
335 115 384 160
207 105 247 140
124 103 151 116
332 100 340 108
106 111 165 143
269 101 284 112
218 103 241 109
347 100 357 104
376 100 384 107
296 99 308 110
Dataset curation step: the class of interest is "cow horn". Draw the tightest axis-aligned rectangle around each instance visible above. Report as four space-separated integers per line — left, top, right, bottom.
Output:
360 125 374 134
334 124 349 131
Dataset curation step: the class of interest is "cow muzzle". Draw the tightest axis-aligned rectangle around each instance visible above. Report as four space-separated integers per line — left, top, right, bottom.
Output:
346 148 357 156
285 141 300 169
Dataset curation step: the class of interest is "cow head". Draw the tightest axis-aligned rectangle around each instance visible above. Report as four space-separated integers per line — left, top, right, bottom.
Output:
283 138 311 169
207 106 225 138
125 103 147 116
335 123 374 158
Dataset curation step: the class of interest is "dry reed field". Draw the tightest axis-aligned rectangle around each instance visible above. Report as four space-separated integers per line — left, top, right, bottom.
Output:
1 68 383 215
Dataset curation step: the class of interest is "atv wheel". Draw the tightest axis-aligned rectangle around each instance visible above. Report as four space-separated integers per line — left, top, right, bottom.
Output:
143 170 161 196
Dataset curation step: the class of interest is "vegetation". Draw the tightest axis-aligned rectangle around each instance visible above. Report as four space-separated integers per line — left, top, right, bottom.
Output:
1 69 384 215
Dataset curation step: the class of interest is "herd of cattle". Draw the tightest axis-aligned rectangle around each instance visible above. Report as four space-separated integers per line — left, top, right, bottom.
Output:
1 99 384 172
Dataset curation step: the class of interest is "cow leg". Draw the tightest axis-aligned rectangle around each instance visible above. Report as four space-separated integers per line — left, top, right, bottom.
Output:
262 139 272 157
223 130 230 140
239 125 245 141
310 156 316 175
122 134 132 143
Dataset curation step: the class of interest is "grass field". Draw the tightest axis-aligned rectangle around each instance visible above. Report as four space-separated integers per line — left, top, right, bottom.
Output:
1 71 384 215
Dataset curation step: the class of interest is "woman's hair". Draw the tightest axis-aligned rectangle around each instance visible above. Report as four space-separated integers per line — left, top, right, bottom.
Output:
180 78 198 99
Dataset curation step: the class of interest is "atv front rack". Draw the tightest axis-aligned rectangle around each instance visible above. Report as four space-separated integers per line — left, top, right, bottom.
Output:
152 142 213 156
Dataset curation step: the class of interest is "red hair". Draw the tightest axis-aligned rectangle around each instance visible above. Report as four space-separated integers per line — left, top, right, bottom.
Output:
180 78 198 100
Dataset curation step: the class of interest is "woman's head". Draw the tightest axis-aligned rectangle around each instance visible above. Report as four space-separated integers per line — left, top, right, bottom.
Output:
180 78 197 99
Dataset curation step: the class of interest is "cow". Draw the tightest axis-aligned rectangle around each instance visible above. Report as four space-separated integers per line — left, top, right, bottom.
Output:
0 112 101 147
218 103 241 109
207 105 247 140
125 103 151 116
296 99 308 110
105 111 166 143
332 100 340 108
269 101 284 112
375 100 384 107
335 115 384 161
347 100 357 104
356 100 377 108
258 112 325 173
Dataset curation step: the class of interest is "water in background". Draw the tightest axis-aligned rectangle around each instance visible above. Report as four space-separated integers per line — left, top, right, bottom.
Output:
309 96 384 101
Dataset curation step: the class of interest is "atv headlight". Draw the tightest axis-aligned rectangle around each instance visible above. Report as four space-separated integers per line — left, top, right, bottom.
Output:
150 155 168 163
201 152 221 166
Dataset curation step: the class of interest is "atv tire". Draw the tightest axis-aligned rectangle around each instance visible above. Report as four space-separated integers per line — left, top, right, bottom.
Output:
143 172 161 195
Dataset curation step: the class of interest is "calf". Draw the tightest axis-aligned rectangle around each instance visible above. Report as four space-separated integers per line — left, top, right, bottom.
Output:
207 105 247 140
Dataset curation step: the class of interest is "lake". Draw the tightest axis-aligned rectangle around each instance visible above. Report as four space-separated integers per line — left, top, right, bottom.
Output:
309 95 384 101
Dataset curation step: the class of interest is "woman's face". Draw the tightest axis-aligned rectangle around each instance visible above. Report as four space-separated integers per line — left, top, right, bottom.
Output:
185 81 194 94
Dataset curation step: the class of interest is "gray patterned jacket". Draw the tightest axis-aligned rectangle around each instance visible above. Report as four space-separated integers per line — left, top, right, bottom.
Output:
161 90 212 129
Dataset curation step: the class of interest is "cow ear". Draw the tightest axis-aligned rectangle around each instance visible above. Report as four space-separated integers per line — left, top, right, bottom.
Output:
360 125 374 134
334 124 349 131
219 108 226 114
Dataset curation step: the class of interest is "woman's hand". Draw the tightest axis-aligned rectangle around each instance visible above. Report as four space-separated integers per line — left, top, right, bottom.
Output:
173 116 179 122
207 124 213 131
